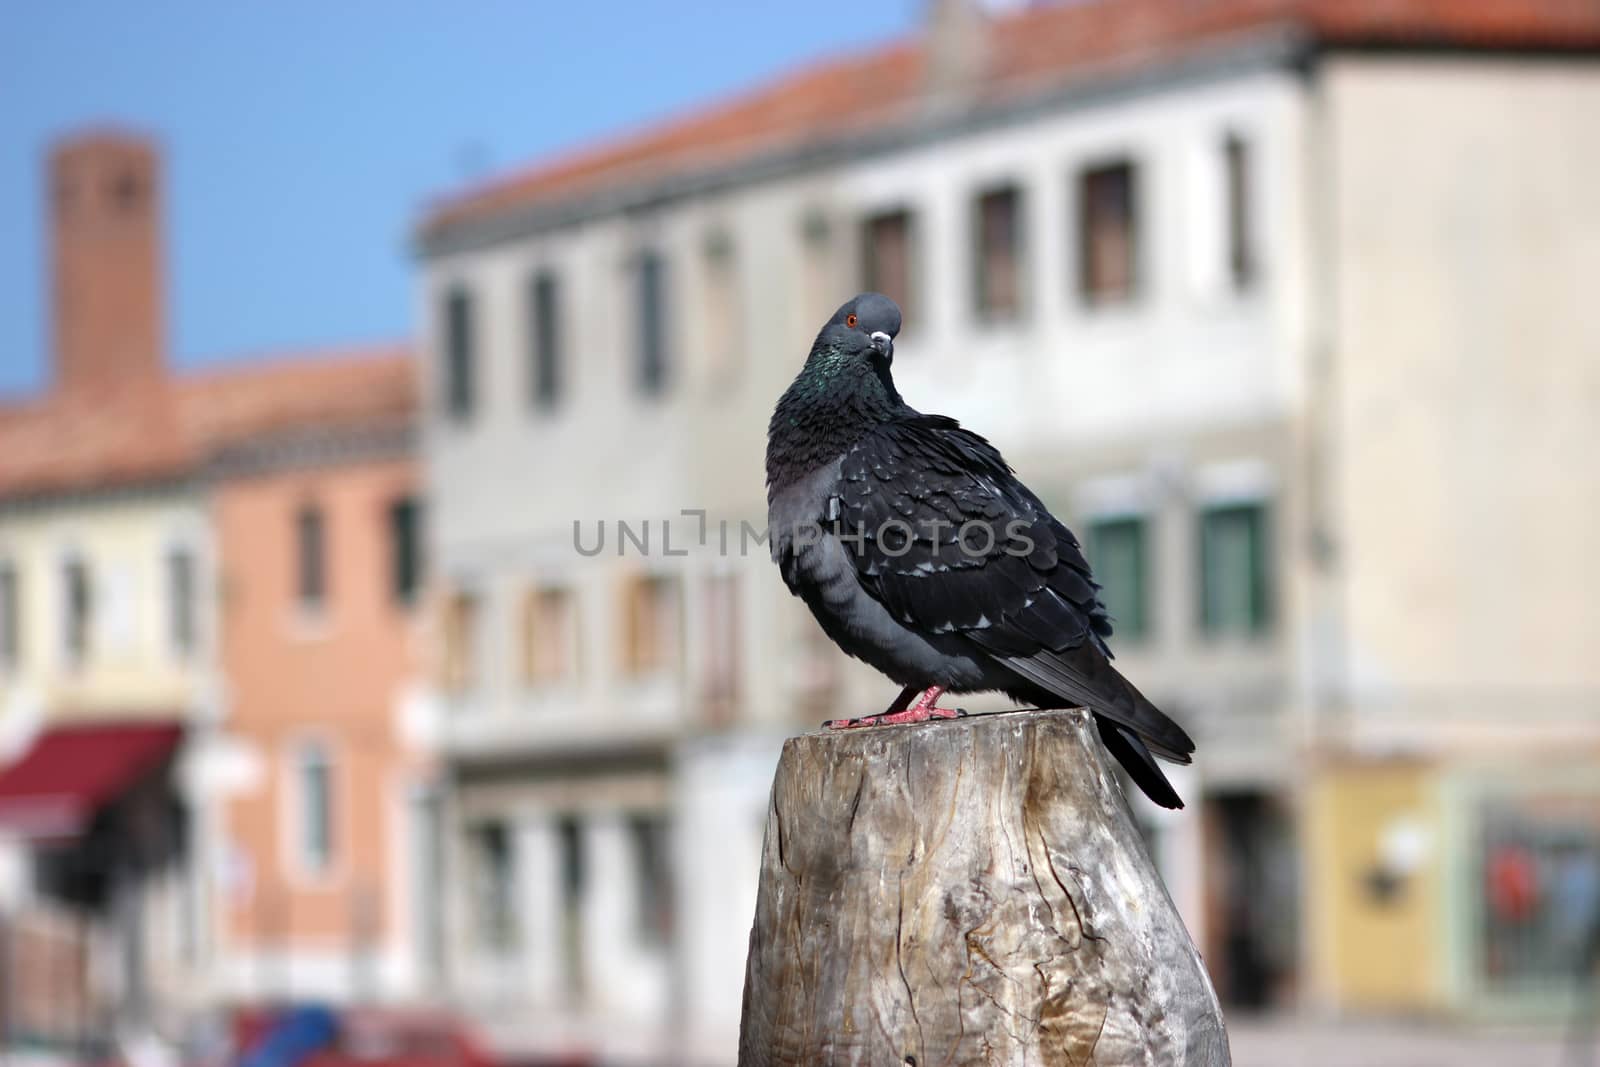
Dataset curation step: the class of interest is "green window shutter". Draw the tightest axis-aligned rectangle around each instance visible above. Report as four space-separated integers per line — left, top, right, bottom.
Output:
1088 516 1148 641
1199 503 1271 636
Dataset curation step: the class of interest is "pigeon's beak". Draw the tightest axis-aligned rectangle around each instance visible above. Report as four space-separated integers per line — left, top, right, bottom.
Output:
870 331 893 359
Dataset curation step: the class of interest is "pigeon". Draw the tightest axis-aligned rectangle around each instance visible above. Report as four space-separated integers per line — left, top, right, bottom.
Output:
765 292 1195 809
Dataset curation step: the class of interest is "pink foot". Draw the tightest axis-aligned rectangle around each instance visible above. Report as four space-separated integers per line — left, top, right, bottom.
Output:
824 687 967 729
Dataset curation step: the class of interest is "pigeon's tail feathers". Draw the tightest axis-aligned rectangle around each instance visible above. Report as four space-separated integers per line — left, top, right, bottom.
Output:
995 642 1195 764
1131 732 1192 766
1096 717 1185 810
990 641 1190 808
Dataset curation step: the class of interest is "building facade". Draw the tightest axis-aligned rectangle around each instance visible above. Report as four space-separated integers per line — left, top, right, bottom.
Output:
0 133 216 1041
1301 51 1600 1018
0 130 426 1045
201 358 426 1005
415 0 1600 1058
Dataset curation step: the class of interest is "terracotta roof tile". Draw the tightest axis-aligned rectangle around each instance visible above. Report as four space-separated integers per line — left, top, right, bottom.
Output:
177 343 416 451
0 389 191 500
0 345 414 501
420 0 1600 239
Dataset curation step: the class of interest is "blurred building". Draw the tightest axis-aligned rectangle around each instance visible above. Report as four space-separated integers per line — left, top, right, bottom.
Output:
0 131 428 1046
202 353 426 1005
0 133 216 1044
415 0 1600 1056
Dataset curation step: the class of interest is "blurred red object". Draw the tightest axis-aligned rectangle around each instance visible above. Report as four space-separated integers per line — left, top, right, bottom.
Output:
229 1006 500 1067
1487 843 1539 924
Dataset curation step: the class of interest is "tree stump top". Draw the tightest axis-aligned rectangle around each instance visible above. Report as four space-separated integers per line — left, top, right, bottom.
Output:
739 707 1229 1066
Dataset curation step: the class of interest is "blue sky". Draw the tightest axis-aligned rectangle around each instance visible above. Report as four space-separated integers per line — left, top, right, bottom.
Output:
0 1 916 398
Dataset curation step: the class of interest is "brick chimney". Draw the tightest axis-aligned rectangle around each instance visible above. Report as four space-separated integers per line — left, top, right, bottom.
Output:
49 131 166 398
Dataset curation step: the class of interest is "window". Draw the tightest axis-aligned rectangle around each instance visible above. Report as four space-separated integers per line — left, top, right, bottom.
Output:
521 585 576 686
861 208 916 328
1479 793 1600 988
388 497 423 606
295 505 326 613
470 822 518 951
1088 517 1149 641
441 589 479 691
557 816 586 996
628 815 673 947
622 575 681 676
1199 503 1272 636
0 561 18 670
167 547 196 657
702 573 741 725
295 742 335 875
974 186 1025 320
1078 160 1138 303
528 271 563 409
62 557 91 667
702 232 741 385
443 287 475 419
1224 134 1256 290
635 250 670 396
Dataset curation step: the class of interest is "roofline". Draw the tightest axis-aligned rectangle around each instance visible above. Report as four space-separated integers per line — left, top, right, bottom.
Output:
0 473 196 517
202 420 416 481
0 342 414 508
416 26 1314 261
416 29 1600 262
180 342 412 383
0 421 416 512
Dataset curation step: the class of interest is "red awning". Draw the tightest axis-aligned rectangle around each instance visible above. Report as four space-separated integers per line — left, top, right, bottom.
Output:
0 721 183 839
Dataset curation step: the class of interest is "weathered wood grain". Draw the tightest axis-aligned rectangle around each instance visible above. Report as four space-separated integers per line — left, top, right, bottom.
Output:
738 707 1229 1066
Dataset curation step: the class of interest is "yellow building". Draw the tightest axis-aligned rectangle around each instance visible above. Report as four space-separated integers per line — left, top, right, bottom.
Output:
0 494 212 727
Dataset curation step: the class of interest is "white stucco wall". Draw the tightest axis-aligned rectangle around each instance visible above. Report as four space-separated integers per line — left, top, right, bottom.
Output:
419 65 1312 752
420 59 1316 1058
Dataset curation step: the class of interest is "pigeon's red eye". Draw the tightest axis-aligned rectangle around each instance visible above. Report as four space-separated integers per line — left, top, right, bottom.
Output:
846 313 858 328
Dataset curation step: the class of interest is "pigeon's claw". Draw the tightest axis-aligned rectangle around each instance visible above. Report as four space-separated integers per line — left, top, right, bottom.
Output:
824 706 966 729
822 686 967 729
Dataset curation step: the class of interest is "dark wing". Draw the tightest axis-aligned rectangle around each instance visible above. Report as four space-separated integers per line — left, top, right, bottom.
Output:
836 414 1193 763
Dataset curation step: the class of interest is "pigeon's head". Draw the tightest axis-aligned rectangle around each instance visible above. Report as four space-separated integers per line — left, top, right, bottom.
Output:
779 291 906 431
816 292 901 366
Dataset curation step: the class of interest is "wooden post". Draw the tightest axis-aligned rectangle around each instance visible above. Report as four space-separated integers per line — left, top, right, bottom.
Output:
738 707 1229 1066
